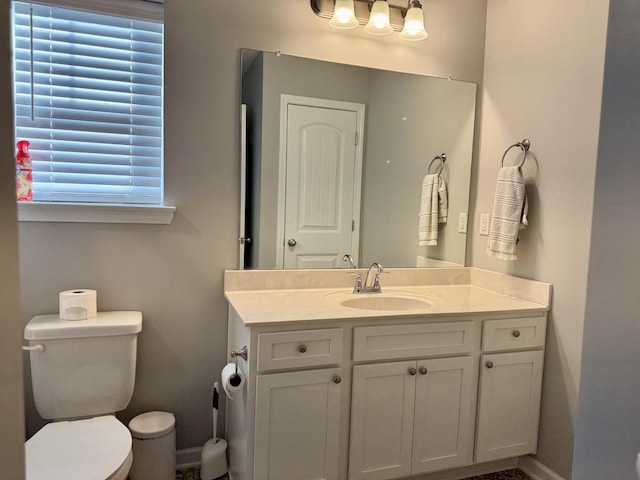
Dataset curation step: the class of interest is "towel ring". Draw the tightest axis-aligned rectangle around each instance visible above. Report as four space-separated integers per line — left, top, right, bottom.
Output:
428 153 447 175
501 139 530 167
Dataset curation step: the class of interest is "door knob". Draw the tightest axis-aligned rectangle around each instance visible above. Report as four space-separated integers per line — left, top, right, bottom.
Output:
408 367 417 376
486 361 494 369
333 375 342 384
419 367 428 375
298 344 307 353
287 238 297 247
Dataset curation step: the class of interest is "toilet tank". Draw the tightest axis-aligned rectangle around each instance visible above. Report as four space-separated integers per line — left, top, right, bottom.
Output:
25 311 142 420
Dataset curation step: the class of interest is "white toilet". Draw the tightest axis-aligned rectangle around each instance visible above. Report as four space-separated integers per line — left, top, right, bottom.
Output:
24 311 143 480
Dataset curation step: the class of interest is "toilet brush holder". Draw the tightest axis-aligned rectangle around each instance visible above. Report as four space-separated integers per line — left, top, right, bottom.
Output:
200 438 227 480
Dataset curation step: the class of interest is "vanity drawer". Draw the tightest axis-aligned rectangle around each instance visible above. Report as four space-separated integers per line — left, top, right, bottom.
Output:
353 321 476 362
482 317 546 352
257 328 343 372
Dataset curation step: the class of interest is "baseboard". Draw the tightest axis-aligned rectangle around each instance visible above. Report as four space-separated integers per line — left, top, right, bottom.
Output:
519 456 566 480
184 452 555 479
176 446 202 470
398 458 519 480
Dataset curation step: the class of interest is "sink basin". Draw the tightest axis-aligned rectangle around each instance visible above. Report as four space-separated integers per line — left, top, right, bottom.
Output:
339 293 431 311
341 296 430 311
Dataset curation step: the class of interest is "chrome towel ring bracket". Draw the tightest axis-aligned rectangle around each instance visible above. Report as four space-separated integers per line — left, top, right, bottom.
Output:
501 139 531 167
428 153 447 175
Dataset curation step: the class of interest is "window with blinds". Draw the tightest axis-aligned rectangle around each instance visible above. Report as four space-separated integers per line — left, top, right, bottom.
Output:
13 1 164 205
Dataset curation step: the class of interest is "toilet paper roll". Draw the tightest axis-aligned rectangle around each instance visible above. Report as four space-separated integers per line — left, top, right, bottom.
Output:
59 289 97 321
221 363 245 400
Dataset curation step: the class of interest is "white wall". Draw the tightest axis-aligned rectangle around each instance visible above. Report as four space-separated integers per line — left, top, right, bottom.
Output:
0 0 26 477
573 1 640 477
17 0 488 450
471 1 609 477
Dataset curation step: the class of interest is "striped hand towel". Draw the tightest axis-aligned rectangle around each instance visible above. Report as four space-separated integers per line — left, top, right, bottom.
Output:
418 174 448 246
486 166 528 260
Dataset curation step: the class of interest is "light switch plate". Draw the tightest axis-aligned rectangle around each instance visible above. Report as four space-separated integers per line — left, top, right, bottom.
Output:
480 213 490 236
458 212 468 234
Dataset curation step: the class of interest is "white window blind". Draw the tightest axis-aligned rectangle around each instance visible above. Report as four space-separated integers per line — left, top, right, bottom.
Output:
13 1 164 205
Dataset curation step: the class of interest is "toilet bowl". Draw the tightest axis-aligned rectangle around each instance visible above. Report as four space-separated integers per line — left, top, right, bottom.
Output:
26 416 133 480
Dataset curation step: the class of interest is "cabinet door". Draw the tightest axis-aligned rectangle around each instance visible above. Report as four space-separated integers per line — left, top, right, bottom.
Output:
349 361 416 480
475 350 544 463
411 356 475 474
254 368 343 480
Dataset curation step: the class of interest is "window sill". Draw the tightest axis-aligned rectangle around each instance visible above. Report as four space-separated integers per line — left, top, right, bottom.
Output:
17 202 176 225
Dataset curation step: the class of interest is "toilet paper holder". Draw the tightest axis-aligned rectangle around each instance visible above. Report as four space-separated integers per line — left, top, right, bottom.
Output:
230 346 248 374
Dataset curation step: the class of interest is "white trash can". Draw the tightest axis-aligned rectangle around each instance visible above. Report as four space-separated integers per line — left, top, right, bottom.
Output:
129 411 176 480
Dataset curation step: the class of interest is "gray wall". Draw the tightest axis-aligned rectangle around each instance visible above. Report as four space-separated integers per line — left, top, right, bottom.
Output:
17 0 488 450
471 1 609 477
573 0 640 477
0 0 26 476
361 70 475 266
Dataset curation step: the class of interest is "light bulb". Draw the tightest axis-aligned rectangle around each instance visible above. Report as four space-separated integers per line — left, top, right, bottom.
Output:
364 1 393 35
329 0 359 29
400 1 428 41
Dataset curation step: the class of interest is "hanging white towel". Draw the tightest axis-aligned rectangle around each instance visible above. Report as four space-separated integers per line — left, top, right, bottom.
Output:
418 174 448 246
486 166 528 260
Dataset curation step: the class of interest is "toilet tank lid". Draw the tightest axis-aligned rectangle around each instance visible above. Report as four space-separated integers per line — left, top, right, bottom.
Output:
25 311 142 340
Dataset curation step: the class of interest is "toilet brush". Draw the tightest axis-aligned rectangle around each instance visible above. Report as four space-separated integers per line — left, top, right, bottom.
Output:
200 383 227 480
212 383 219 442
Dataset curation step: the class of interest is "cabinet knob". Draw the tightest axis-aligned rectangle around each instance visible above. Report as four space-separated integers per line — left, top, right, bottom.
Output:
419 367 428 375
408 367 417 376
486 361 494 369
298 344 307 353
287 238 297 247
513 330 521 338
333 375 342 384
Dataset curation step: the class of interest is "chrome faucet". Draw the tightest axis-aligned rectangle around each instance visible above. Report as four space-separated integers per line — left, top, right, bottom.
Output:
362 262 384 293
342 254 356 269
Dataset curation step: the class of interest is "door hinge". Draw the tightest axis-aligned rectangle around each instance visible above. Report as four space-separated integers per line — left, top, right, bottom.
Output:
355 131 359 146
352 220 355 231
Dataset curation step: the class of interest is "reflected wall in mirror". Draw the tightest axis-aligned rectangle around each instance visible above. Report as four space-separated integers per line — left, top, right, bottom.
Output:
241 49 477 270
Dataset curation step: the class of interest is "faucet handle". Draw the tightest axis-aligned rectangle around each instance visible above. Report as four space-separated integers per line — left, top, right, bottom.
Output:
347 272 363 293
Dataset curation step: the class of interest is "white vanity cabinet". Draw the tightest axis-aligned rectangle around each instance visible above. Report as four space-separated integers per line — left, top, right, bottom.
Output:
348 322 478 480
225 268 552 480
252 328 346 480
475 317 546 463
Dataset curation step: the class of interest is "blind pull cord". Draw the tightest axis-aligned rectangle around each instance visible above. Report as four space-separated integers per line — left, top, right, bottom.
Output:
29 4 34 121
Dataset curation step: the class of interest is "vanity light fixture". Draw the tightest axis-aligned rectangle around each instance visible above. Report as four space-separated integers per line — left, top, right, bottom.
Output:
311 0 429 41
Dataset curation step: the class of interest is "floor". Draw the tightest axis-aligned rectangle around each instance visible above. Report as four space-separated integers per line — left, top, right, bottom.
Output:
176 467 531 480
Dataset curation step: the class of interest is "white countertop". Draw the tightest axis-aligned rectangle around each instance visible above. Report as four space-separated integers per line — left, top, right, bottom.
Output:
224 284 549 326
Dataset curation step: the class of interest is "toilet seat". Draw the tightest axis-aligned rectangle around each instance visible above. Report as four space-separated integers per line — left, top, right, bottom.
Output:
26 415 132 480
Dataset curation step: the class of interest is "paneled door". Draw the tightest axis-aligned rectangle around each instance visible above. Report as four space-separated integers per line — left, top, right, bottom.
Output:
475 350 544 462
281 98 363 269
254 368 344 480
349 361 416 480
411 356 475 474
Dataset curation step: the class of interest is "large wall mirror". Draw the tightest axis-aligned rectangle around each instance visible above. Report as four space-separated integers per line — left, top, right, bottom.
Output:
240 49 477 270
